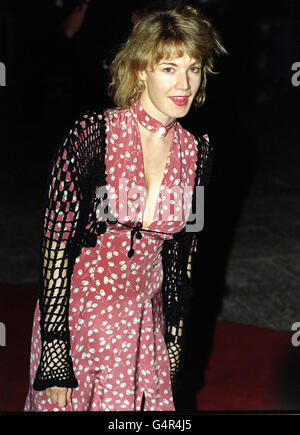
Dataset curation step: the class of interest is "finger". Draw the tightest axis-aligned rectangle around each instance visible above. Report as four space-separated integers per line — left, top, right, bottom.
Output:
45 389 51 398
51 390 58 404
67 388 72 404
57 390 67 408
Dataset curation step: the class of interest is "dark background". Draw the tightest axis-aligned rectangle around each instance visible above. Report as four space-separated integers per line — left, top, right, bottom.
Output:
1 0 299 184
0 0 300 411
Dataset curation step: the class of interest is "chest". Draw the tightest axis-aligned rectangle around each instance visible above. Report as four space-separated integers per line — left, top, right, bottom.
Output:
141 138 172 191
101 116 198 231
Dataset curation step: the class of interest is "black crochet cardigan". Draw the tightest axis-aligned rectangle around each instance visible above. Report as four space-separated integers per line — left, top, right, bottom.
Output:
32 111 213 393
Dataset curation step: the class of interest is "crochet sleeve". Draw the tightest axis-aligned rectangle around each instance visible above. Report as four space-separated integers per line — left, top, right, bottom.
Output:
33 128 82 391
161 232 197 392
162 133 213 392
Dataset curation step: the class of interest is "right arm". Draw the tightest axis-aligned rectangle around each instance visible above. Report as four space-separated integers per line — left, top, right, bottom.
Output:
33 132 82 394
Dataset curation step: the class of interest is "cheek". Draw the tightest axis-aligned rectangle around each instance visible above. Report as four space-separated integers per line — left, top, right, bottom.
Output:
192 76 201 93
146 76 170 99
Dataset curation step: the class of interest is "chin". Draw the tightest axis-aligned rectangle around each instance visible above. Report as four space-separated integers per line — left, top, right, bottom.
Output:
175 109 190 118
172 105 192 119
166 100 194 118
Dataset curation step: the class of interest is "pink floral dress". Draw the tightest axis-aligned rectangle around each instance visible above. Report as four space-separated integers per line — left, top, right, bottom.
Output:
24 100 198 411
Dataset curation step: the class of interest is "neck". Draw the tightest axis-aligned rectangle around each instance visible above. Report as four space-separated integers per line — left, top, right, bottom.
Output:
132 98 176 138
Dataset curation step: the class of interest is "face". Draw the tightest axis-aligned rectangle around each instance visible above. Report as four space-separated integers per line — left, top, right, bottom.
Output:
139 53 202 125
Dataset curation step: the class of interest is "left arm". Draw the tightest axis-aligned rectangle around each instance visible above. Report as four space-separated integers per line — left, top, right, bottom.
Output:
162 133 213 391
162 232 197 390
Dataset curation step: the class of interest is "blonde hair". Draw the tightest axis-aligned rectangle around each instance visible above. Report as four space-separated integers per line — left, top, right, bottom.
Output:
108 4 227 108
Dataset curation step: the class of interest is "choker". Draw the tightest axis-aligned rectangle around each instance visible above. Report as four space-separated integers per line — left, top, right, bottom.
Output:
133 100 176 138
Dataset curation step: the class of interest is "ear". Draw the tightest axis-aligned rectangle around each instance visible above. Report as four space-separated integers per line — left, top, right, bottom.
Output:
138 70 147 81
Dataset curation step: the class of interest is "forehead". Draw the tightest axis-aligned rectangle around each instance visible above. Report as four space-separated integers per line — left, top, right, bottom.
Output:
159 54 199 64
151 53 200 69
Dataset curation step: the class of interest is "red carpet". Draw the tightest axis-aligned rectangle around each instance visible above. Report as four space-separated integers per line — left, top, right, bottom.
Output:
196 321 297 411
0 284 37 412
0 284 298 412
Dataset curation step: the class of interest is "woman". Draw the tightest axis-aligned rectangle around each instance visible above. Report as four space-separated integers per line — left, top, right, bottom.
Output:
24 4 226 412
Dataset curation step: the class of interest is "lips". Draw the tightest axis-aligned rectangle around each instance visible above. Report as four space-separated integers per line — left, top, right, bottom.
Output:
169 96 190 106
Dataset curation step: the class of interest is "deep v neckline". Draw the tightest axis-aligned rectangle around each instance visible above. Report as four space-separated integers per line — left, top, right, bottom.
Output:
135 123 175 230
102 105 180 231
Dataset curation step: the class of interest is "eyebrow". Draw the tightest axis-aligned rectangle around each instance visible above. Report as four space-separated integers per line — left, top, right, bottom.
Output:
159 61 201 67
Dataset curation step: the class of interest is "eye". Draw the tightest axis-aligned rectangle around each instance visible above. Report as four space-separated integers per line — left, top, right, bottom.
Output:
163 67 175 73
189 66 200 73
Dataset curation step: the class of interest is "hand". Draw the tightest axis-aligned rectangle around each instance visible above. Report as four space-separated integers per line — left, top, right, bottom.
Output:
45 386 72 408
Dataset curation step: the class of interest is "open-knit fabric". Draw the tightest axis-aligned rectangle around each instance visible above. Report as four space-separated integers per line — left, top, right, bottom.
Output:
32 109 212 394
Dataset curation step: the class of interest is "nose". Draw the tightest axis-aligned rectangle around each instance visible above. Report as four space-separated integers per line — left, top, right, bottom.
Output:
175 71 191 91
